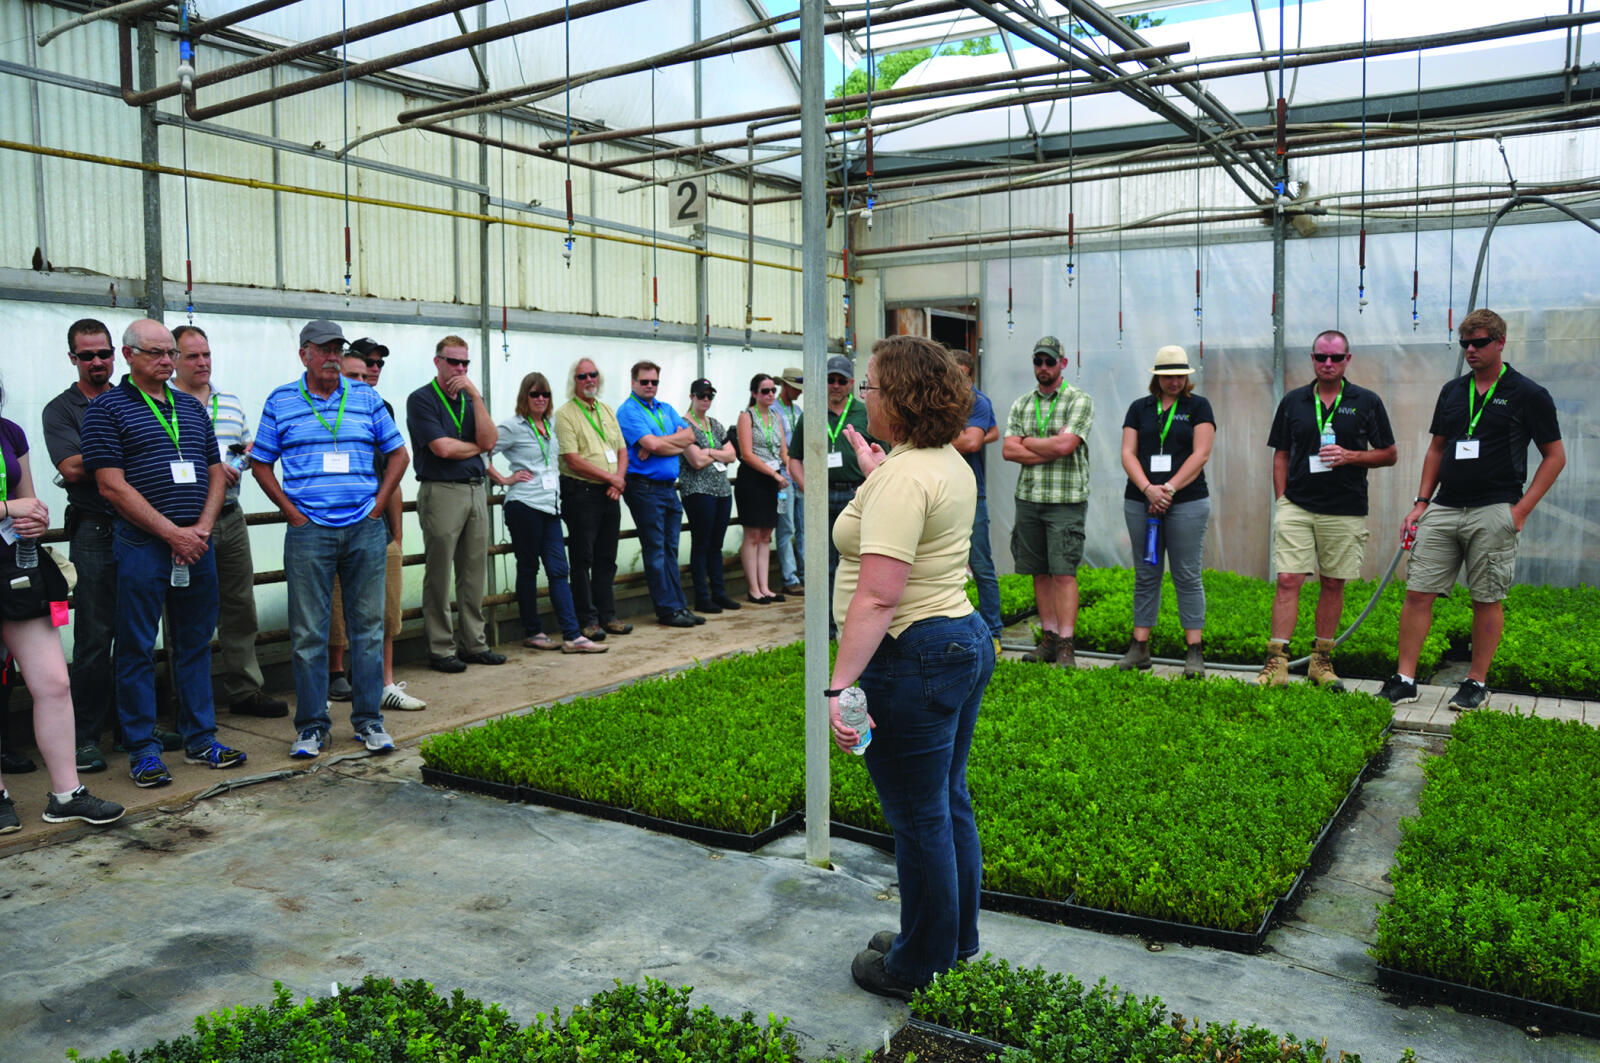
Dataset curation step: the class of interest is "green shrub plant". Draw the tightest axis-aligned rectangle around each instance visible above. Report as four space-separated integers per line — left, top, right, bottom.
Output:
1373 711 1600 1012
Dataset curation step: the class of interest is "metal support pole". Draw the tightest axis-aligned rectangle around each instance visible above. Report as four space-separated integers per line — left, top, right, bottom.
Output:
477 4 498 647
800 0 830 869
137 19 164 320
694 0 709 375
24 3 49 271
1270 185 1286 581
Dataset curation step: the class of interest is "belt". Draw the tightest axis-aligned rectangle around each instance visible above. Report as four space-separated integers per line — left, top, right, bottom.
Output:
219 501 239 515
625 473 677 485
427 476 484 487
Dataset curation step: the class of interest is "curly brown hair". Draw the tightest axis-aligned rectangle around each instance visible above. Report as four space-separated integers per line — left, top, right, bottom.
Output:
867 336 973 448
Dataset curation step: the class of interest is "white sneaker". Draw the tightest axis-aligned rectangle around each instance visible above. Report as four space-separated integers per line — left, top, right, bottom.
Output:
382 682 427 711
290 728 328 759
353 723 395 754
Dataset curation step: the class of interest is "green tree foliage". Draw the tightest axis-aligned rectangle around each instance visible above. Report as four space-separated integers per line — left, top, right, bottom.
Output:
833 37 999 121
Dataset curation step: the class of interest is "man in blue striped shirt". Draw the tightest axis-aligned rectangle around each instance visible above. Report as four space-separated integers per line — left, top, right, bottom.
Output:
251 320 410 760
81 318 246 789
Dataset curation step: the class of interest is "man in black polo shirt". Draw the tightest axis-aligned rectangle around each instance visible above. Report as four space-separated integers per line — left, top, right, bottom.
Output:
406 334 504 673
1260 329 1396 689
1383 309 1565 711
80 318 246 788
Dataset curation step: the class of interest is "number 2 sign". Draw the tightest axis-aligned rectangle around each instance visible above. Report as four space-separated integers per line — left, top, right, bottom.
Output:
669 177 707 228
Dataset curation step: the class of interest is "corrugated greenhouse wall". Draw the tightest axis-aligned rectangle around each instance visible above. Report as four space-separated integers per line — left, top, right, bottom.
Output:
2 1 826 341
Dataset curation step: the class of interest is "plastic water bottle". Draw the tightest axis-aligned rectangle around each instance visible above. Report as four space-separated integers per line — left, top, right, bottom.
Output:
1321 428 1337 449
14 538 38 569
170 559 190 587
1143 517 1161 566
837 686 871 755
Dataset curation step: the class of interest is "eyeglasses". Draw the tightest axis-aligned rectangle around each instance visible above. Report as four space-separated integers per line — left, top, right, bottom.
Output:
758 386 777 395
693 391 716 400
1033 355 1059 368
528 390 551 399
1312 353 1348 363
858 382 880 394
575 370 599 381
637 378 660 387
827 376 849 386
363 357 385 368
1459 335 1497 350
440 356 470 368
129 345 178 360
72 349 115 362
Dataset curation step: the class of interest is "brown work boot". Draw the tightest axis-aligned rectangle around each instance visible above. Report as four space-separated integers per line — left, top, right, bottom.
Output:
1308 637 1344 690
1183 642 1206 679
1021 630 1060 664
1255 641 1289 687
1056 635 1076 670
1117 639 1152 671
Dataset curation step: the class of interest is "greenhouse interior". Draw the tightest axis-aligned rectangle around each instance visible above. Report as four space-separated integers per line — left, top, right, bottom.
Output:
1 0 1597 1060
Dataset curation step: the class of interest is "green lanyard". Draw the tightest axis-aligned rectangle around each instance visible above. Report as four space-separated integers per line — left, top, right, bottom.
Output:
525 416 550 464
0 460 7 503
1033 390 1060 437
755 408 777 453
299 378 348 445
431 379 468 437
687 410 711 438
577 400 609 447
210 393 219 422
1314 380 1344 440
1465 364 1506 439
137 385 182 455
1156 397 1179 453
826 396 854 450
629 394 669 434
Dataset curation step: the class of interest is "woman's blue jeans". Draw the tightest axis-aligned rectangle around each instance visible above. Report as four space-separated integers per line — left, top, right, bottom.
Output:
504 500 581 641
859 610 995 985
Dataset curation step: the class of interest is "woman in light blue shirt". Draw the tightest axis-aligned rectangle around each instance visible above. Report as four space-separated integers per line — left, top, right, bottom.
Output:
490 372 605 654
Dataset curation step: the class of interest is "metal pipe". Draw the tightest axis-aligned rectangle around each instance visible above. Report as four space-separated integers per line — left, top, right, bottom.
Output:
137 18 164 320
184 0 648 122
37 0 169 47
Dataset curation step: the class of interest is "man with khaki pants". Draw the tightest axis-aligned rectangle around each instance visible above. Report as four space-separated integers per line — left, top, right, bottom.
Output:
1259 329 1396 688
406 335 503 673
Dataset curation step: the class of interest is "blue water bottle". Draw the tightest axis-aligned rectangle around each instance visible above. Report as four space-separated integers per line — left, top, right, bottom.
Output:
1143 517 1161 566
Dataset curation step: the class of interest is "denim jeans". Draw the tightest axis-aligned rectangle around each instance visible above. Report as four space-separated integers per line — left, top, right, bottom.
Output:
859 610 995 985
503 500 581 641
561 479 620 627
681 491 732 601
1122 496 1210 629
68 514 119 747
284 516 387 737
776 486 804 585
623 476 687 617
968 495 1002 639
113 522 220 761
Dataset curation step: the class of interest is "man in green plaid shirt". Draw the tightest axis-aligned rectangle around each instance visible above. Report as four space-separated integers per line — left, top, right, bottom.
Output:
1002 336 1094 668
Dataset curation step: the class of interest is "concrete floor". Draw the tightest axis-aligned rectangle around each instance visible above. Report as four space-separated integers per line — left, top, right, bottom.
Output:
4 609 1600 1062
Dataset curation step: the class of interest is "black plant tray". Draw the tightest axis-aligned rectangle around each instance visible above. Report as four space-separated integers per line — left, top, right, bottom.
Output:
999 607 1037 626
830 819 894 854
1375 965 1600 1038
518 784 634 825
420 766 518 802
626 808 802 852
896 1019 1012 1060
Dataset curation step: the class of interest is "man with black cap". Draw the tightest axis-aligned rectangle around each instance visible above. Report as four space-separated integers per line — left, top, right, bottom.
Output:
1002 335 1094 668
787 354 877 629
773 368 805 595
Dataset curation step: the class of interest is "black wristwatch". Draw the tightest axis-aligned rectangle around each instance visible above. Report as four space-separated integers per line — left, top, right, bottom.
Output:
824 688 846 698
1414 496 1431 506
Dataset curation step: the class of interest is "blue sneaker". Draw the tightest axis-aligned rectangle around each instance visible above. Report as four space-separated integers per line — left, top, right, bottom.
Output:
290 728 328 759
183 741 247 770
130 755 173 788
353 723 395 754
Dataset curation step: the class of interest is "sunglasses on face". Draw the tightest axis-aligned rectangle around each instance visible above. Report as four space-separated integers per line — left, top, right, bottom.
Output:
758 386 778 395
694 391 715 400
827 376 848 386
528 390 551 399
73 349 116 362
440 356 469 368
1459 335 1497 350
575 370 599 381
1312 353 1348 363
637 378 659 387
363 358 384 368
1033 355 1058 367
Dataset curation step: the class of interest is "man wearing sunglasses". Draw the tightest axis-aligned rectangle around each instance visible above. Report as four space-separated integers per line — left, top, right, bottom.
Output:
406 336 504 674
617 361 702 628
1260 329 1396 689
1002 336 1094 668
1383 309 1565 712
555 359 632 641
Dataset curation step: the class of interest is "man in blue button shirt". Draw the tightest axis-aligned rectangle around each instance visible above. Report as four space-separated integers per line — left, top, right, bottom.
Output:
250 320 410 760
81 318 246 788
616 360 703 628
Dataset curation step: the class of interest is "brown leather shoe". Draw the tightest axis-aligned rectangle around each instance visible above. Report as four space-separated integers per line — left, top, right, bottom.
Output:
581 625 607 642
602 620 633 635
1021 630 1060 663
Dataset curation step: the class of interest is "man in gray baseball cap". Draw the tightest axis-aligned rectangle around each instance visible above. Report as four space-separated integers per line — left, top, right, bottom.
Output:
299 319 345 347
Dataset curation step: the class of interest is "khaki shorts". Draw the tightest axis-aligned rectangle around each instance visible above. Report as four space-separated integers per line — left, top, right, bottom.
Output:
331 540 404 648
1406 503 1518 602
1272 497 1369 580
1011 499 1086 575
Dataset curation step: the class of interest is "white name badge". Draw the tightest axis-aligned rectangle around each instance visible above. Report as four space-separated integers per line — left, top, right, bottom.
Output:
539 469 560 490
711 461 728 474
170 461 197 484
1149 454 1173 473
0 517 15 545
1456 439 1481 460
827 451 845 469
604 451 617 466
1307 454 1331 474
323 451 351 474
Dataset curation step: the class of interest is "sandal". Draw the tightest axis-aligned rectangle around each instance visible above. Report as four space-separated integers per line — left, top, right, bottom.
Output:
522 634 561 651
561 636 609 654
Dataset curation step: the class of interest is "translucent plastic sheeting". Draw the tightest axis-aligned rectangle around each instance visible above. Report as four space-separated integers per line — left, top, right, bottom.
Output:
973 215 1599 589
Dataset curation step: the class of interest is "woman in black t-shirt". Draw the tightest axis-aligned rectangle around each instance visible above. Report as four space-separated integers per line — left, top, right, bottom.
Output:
1117 346 1216 677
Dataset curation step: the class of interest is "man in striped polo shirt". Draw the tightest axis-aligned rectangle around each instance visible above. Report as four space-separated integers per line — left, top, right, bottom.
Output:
171 324 287 720
250 320 410 760
81 318 247 789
